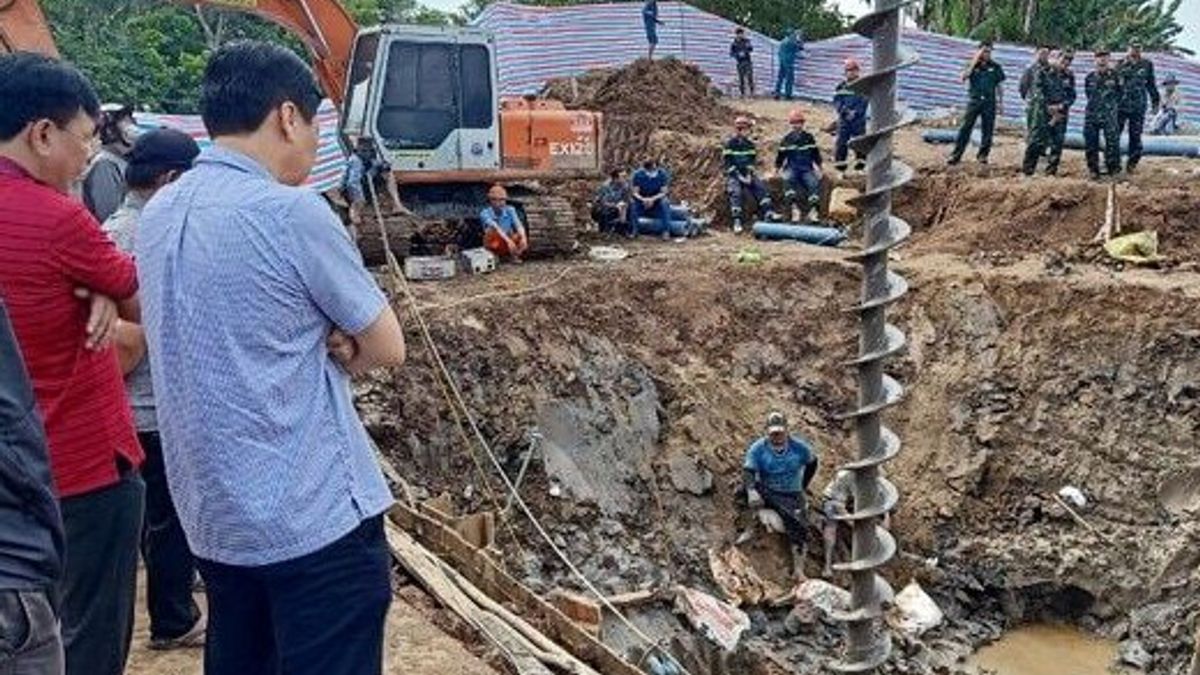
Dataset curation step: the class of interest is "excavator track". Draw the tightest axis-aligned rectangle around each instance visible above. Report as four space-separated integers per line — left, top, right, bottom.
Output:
516 194 579 258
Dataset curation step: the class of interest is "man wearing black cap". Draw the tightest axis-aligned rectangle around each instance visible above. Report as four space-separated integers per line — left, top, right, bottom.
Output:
1084 49 1123 180
1117 41 1160 172
948 40 1005 166
102 128 205 652
743 411 819 582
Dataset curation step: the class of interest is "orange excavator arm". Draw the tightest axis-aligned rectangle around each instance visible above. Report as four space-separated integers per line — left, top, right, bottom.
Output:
171 0 358 104
0 0 357 104
0 0 59 56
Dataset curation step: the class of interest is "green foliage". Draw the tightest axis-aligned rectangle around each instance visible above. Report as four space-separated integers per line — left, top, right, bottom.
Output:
40 0 455 113
916 0 1188 53
458 0 847 40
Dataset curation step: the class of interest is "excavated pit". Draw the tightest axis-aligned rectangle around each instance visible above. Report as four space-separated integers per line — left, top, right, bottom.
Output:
353 59 1200 675
359 207 1200 674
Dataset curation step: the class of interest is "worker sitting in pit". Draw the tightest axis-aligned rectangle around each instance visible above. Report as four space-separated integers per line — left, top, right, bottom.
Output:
480 184 529 263
743 411 819 583
592 168 631 234
820 469 892 578
776 108 823 223
724 116 778 234
630 158 672 239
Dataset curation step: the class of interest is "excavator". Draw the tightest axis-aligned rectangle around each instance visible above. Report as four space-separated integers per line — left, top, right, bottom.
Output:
0 0 601 255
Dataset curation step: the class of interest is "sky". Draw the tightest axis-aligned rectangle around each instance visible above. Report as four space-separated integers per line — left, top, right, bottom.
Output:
419 0 1200 54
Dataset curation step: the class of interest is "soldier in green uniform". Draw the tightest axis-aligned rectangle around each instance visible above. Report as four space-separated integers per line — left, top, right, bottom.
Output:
948 40 1006 166
1116 41 1160 173
1022 47 1074 176
1045 50 1077 175
1084 49 1122 180
1032 49 1080 176
1019 44 1054 132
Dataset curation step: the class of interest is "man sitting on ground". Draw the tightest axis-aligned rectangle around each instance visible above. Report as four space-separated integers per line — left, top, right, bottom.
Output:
776 108 823 223
743 411 819 583
592 168 631 234
481 184 529 262
630 158 672 239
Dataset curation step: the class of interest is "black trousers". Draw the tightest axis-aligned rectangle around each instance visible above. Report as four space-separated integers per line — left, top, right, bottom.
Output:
138 431 201 640
951 98 997 161
759 487 808 549
60 470 144 675
1118 108 1147 168
196 516 392 675
1085 112 1121 175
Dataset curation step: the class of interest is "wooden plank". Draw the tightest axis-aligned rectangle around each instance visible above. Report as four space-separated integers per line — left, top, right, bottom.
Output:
389 505 645 675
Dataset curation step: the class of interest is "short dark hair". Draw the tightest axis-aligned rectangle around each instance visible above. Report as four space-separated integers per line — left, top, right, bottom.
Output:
200 41 322 138
125 128 200 190
608 168 621 179
0 52 100 142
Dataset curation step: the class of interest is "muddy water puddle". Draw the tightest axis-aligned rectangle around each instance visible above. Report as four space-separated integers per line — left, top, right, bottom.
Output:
971 624 1132 675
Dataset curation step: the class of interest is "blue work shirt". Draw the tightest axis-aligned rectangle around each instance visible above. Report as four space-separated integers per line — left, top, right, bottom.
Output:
480 204 523 236
743 435 815 494
136 146 393 567
778 35 802 66
632 167 670 198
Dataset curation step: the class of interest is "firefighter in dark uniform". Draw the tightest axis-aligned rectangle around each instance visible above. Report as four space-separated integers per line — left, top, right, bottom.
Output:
948 40 1006 166
1084 49 1123 180
1116 41 1160 173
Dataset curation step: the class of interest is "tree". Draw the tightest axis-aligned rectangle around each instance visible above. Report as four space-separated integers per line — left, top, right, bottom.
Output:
458 0 847 41
914 0 1188 53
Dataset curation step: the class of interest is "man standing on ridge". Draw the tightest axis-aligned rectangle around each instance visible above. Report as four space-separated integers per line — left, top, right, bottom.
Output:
1117 41 1159 173
774 29 803 101
832 58 868 173
1084 49 1123 180
642 0 664 60
948 40 1006 166
730 27 755 98
1023 48 1075 176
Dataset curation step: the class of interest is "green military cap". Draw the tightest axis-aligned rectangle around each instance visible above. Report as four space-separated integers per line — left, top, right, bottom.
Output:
979 39 994 48
1094 47 1111 56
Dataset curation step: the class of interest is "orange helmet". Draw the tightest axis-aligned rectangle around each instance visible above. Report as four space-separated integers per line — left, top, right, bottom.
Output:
487 184 508 200
788 108 806 124
844 57 861 71
734 115 752 129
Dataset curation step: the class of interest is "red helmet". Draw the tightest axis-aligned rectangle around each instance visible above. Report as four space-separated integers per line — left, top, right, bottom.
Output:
734 115 752 129
788 108 805 124
844 57 861 71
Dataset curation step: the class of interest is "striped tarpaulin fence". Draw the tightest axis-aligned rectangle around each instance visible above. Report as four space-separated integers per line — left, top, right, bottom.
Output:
134 101 346 193
475 1 1199 136
474 1 781 97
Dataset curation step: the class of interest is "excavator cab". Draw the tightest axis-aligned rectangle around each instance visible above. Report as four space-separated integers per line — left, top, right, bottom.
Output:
341 25 602 183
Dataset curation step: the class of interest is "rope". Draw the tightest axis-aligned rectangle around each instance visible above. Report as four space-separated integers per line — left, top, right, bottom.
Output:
364 183 693 675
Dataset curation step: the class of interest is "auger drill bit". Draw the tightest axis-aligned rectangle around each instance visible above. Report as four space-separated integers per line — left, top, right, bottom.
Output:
829 0 918 672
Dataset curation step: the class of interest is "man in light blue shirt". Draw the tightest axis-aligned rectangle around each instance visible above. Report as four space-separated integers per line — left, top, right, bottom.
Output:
136 41 406 675
743 410 818 581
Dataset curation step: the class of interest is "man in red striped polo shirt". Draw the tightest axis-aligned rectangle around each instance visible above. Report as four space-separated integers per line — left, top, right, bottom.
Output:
0 53 145 675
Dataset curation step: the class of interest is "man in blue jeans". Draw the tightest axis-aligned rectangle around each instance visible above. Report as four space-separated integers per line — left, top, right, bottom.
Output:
137 41 407 675
0 301 66 675
630 158 672 238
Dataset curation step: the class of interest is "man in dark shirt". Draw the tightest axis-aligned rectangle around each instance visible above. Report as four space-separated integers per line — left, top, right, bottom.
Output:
723 116 777 233
1117 41 1160 172
0 300 65 675
948 40 1006 165
1084 49 1123 179
730 27 754 98
776 108 822 222
1022 48 1076 176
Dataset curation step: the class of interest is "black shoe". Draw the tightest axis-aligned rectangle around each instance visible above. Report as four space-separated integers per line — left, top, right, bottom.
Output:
1044 168 1058 176
853 160 866 171
946 156 962 166
977 156 989 165
1089 171 1102 180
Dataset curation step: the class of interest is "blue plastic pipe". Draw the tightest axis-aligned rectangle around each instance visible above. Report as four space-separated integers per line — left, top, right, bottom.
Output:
751 222 847 246
922 128 1200 157
635 218 695 237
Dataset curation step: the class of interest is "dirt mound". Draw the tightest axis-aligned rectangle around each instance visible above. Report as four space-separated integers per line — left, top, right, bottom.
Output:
543 58 732 133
